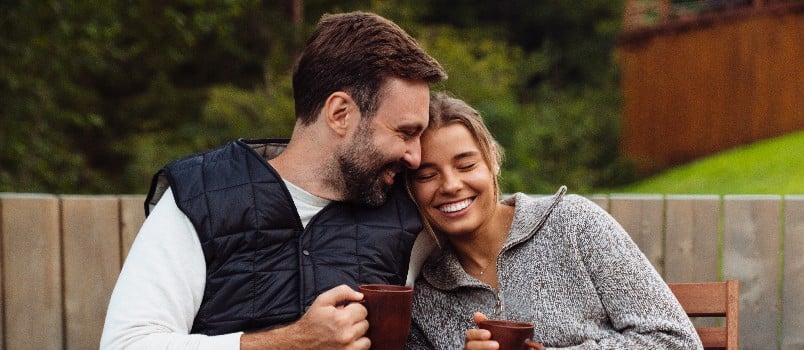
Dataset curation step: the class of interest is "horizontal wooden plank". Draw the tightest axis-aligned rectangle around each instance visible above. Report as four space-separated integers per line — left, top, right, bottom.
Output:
668 282 728 316
697 327 727 349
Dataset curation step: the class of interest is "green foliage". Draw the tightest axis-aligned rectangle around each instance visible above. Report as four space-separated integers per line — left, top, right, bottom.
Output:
504 86 632 194
416 1 631 194
610 131 804 194
1 0 295 193
1 0 630 195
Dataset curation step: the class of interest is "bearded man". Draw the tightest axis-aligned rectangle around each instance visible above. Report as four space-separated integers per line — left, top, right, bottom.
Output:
101 11 446 350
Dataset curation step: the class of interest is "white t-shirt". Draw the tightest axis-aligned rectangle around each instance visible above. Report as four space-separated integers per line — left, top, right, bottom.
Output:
100 185 436 349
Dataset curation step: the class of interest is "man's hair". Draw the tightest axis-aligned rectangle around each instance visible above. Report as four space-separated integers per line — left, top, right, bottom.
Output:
292 11 447 125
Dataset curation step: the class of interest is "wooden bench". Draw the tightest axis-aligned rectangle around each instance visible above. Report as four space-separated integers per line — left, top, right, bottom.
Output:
668 280 739 349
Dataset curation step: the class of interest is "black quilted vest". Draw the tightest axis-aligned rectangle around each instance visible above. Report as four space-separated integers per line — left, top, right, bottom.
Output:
145 139 422 335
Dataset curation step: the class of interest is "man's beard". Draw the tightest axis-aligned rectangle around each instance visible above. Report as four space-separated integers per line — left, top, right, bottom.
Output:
336 122 403 207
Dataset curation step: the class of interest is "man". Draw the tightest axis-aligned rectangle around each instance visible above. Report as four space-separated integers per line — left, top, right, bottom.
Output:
100 11 446 350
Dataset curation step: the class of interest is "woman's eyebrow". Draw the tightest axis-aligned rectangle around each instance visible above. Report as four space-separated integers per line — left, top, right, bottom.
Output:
453 150 480 161
418 150 480 169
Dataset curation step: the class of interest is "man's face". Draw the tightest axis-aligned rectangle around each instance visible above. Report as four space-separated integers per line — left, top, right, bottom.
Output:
336 78 430 206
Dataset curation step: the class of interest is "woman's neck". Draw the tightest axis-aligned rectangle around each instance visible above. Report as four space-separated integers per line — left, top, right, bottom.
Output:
449 203 515 283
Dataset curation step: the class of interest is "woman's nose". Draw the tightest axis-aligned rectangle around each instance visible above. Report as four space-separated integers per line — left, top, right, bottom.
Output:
439 171 462 194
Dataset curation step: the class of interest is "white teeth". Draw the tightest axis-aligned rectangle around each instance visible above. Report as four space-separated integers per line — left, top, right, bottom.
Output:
439 198 472 213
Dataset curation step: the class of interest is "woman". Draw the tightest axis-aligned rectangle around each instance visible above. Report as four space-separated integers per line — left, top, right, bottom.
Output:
405 92 701 349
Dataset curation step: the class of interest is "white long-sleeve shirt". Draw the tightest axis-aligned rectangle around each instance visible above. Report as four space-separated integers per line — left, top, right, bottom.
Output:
100 189 242 349
100 187 436 349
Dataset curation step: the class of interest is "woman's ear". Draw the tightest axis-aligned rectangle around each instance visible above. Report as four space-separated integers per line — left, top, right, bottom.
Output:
323 91 357 137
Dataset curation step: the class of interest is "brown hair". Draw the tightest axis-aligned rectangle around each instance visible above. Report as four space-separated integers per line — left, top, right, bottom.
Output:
407 92 505 246
426 92 504 199
292 11 447 125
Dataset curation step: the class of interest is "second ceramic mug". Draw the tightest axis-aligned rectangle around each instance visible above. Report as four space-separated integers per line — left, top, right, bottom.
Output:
478 319 543 350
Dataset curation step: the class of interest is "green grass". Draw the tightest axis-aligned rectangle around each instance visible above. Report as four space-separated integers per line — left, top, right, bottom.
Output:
610 130 804 194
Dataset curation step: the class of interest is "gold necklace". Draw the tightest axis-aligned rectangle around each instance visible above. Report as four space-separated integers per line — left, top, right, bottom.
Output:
468 206 512 277
473 259 494 276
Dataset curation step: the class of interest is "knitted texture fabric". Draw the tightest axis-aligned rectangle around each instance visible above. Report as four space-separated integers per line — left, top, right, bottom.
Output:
406 189 702 350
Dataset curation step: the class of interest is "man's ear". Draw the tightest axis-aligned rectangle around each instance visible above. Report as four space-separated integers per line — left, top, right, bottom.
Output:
323 91 357 137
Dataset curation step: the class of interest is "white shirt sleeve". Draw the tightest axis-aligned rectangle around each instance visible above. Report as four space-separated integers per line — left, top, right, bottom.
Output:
406 231 438 287
100 189 242 350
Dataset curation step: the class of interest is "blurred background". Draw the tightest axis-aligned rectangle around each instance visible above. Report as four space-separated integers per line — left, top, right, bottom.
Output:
1 0 801 195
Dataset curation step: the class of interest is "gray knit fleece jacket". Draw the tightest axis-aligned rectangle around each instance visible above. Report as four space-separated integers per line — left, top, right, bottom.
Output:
406 188 702 349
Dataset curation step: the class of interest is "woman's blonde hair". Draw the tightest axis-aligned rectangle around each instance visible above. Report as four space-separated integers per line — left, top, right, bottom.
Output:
407 92 505 246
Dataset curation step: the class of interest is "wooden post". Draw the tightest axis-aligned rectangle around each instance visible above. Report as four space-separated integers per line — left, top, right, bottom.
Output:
62 196 122 350
783 195 804 349
755 0 765 9
609 195 666 275
0 194 63 349
660 0 671 23
119 195 146 262
723 195 782 349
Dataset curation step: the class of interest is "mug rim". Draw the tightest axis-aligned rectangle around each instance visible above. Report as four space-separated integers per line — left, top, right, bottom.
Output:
358 284 413 292
478 319 534 329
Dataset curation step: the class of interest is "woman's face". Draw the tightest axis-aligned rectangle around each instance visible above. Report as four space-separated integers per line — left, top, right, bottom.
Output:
411 123 497 237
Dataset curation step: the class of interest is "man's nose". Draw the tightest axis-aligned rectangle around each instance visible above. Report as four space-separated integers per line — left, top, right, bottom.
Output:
402 138 421 169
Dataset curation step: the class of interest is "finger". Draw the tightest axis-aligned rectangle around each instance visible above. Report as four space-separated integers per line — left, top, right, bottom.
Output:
466 328 492 341
465 340 499 350
342 299 369 319
338 319 369 345
313 284 364 307
354 336 371 350
472 312 488 325
525 340 545 350
355 319 369 337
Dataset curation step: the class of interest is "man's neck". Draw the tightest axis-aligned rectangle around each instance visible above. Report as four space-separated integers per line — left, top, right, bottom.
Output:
268 131 344 202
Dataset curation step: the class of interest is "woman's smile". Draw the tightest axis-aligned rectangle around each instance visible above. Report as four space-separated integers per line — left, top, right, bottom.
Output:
437 197 474 214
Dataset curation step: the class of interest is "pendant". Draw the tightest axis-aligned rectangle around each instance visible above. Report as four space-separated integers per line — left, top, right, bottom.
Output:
479 271 484 275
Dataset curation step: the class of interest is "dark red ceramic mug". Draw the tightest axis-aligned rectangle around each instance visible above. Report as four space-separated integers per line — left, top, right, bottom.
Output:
478 319 543 350
359 284 414 350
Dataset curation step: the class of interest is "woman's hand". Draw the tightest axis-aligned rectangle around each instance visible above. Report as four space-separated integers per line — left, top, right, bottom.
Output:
526 339 546 350
464 312 497 350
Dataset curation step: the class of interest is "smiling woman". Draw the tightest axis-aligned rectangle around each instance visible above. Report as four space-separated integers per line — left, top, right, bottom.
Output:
404 92 703 350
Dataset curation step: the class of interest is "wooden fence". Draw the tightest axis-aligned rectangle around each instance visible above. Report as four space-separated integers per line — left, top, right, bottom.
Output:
1 193 802 349
618 1 804 174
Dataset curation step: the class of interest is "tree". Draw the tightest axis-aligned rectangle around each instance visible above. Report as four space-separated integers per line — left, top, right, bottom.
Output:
1 0 632 195
1 0 299 193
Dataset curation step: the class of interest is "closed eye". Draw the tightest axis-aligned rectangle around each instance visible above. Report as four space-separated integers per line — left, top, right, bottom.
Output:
413 171 436 182
398 126 423 140
458 162 477 171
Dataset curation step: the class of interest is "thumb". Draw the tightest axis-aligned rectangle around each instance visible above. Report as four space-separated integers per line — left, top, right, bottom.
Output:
313 284 364 307
473 312 489 326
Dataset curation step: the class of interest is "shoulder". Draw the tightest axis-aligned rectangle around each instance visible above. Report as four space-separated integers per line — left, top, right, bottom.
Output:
507 189 617 242
507 189 604 223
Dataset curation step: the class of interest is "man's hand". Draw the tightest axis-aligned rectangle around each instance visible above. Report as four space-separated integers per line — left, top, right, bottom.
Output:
241 284 370 350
